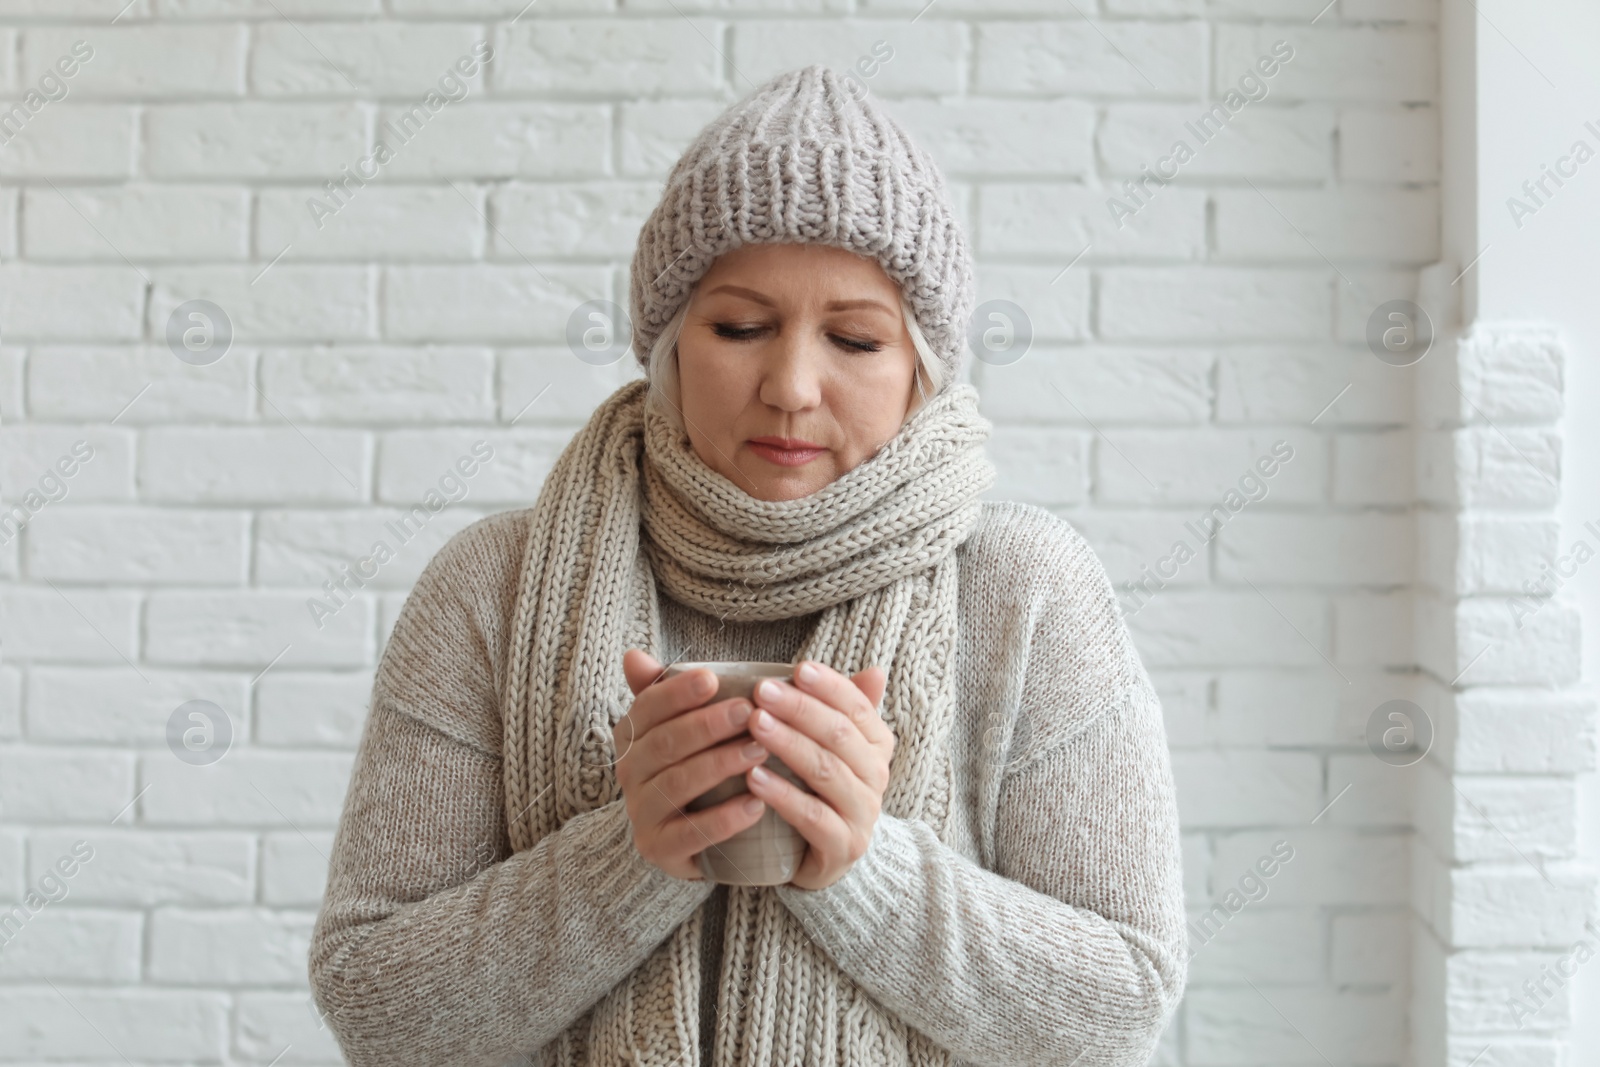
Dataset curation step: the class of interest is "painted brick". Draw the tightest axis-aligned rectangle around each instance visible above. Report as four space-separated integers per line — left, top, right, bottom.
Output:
144 590 372 667
0 746 136 822
1216 513 1413 584
1215 26 1437 103
144 103 367 179
1340 106 1439 182
892 99 1095 177
137 750 356 826
975 21 1205 97
234 990 348 1063
0 425 136 501
499 349 650 424
148 907 316 983
150 265 373 342
980 184 1207 260
383 265 609 342
733 22 966 96
495 21 723 95
1186 986 1404 1064
0 988 228 1059
22 25 245 97
256 506 485 591
27 667 249 746
27 346 255 422
26 506 249 584
259 348 495 422
490 182 663 259
374 103 611 179
22 184 248 260
1100 268 1333 341
0 105 135 178
1171 750 1322 826
619 99 734 177
255 671 373 748
979 349 1212 425
0 265 143 341
1215 186 1440 262
258 185 486 261
139 427 371 503
261 831 334 906
0 908 142 982
1100 102 1334 180
251 21 486 97
0 587 139 664
1331 911 1411 985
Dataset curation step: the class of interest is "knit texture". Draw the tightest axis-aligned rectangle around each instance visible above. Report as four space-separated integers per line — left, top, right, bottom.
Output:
307 495 1190 1067
496 376 993 1065
627 64 976 388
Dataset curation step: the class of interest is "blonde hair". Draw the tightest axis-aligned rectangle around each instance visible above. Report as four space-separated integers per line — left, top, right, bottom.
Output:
640 289 945 434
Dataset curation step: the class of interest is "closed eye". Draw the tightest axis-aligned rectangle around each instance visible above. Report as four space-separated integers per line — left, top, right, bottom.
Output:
711 322 766 341
831 334 883 353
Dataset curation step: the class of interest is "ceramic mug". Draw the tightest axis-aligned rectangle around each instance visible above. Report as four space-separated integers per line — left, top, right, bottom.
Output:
660 660 811 886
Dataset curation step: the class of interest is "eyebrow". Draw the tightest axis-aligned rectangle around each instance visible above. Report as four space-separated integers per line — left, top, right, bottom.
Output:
702 284 896 316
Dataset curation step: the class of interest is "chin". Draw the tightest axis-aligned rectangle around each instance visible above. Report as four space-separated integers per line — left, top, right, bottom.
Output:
748 470 828 502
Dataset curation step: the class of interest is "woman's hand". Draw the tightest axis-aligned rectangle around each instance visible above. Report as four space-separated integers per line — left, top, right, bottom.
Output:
745 660 893 891
615 649 775 881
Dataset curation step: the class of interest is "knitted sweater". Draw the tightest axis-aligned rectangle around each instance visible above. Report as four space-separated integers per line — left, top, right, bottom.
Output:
307 499 1189 1067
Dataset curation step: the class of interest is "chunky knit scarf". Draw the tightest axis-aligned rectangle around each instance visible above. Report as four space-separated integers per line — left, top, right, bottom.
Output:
501 376 995 1067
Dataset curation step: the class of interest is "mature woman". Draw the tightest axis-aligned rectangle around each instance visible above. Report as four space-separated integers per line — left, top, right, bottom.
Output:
309 65 1187 1067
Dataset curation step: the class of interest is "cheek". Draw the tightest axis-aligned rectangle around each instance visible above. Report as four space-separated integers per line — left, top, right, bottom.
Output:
675 334 755 431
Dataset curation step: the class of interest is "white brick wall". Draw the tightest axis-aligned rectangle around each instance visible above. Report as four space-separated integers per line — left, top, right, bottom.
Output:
3 2 1543 1065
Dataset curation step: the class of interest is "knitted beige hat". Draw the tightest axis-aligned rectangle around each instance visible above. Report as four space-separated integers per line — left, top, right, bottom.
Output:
628 64 975 390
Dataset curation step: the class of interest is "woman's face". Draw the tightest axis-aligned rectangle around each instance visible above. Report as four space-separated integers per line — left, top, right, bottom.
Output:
672 242 921 502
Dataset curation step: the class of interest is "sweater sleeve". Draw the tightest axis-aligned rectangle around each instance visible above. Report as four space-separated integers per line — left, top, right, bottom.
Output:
773 516 1188 1067
307 517 716 1067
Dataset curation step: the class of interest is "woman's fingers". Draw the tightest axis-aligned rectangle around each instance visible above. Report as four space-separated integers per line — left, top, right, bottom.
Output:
743 760 856 873
615 654 718 759
668 789 768 866
751 674 886 792
746 699 878 831
639 729 767 816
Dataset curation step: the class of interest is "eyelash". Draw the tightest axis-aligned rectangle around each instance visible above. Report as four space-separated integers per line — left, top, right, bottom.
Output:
711 322 883 353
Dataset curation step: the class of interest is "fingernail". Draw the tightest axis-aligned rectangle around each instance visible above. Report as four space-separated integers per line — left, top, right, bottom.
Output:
743 795 764 814
749 765 772 785
729 700 751 727
758 679 783 701
741 740 767 760
797 661 819 683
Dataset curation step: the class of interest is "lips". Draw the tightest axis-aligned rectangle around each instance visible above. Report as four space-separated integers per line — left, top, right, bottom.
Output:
747 436 826 467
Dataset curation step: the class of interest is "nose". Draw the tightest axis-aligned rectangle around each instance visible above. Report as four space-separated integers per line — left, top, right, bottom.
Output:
757 325 823 413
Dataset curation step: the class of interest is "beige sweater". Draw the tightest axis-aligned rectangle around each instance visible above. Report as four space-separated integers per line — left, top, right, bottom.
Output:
308 500 1188 1067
